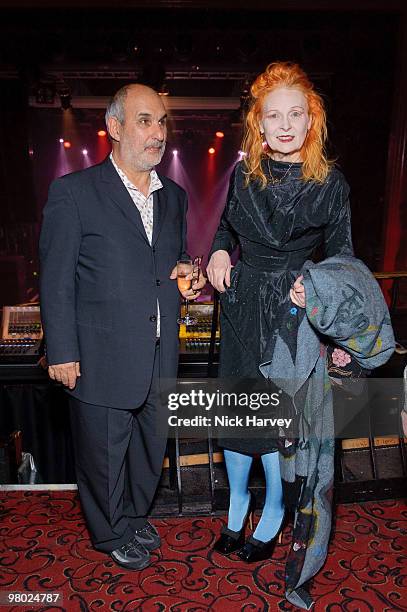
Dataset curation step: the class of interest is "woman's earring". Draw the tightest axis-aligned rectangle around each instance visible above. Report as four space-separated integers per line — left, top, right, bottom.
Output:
260 131 269 152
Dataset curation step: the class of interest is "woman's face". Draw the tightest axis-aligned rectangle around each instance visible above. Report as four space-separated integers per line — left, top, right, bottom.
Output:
259 87 312 162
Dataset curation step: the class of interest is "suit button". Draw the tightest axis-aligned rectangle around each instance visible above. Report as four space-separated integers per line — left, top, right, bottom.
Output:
152 247 156 253
150 315 157 322
156 279 161 286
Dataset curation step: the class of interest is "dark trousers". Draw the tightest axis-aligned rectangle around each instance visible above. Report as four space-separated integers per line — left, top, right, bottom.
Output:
69 343 167 552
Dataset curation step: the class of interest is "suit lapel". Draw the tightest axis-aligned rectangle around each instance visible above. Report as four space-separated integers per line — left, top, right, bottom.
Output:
152 184 168 246
100 157 150 245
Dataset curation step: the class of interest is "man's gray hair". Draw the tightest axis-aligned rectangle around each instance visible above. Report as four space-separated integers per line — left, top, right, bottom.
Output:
105 85 132 126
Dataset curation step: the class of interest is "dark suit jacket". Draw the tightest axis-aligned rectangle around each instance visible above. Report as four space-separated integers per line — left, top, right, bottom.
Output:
39 156 188 409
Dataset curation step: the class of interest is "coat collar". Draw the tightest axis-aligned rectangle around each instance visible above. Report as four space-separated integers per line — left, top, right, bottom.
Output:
100 156 167 246
152 186 167 245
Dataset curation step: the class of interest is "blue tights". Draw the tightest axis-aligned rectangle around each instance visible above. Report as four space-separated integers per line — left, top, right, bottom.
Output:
224 449 284 542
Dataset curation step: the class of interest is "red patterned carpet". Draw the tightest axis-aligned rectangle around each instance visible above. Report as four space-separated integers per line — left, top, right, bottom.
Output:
0 492 406 611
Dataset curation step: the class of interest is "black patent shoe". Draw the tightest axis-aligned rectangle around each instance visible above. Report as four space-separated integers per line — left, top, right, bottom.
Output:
213 493 256 556
213 525 246 555
237 532 280 563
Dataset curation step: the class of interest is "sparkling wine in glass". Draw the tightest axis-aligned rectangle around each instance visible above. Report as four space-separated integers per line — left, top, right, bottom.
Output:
177 257 201 326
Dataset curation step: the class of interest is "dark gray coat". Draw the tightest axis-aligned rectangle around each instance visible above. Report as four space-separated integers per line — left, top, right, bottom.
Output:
260 256 395 610
39 157 188 409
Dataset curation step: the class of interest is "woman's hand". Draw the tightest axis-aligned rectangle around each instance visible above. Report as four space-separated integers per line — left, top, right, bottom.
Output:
206 250 232 293
290 275 306 308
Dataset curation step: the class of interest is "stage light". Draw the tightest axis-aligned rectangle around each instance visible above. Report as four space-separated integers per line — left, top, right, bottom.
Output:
57 85 72 111
158 84 170 96
98 130 107 137
35 83 55 105
239 80 251 116
215 131 224 138
208 147 215 155
82 149 88 155
175 33 193 62
139 63 166 92
172 149 178 155
63 141 71 149
59 138 64 143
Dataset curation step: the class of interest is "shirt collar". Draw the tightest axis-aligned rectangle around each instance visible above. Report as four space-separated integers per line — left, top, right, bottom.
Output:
110 153 163 196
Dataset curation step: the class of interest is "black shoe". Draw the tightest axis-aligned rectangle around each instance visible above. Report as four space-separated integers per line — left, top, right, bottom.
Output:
237 512 285 564
132 521 161 551
213 493 256 556
110 538 151 570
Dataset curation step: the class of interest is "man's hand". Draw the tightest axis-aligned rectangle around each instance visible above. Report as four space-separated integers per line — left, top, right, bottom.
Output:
206 250 232 293
170 266 206 300
48 361 81 390
290 275 306 308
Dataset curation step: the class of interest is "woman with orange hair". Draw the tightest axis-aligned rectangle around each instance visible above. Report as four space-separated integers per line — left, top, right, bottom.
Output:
207 62 354 609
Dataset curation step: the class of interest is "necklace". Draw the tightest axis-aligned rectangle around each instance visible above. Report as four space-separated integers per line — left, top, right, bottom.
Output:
267 158 294 185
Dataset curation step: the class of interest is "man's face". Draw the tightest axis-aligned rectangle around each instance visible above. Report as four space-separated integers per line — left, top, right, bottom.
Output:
259 87 312 162
109 86 167 172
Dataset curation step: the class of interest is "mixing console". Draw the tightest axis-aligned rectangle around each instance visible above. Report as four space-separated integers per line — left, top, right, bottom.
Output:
0 338 43 364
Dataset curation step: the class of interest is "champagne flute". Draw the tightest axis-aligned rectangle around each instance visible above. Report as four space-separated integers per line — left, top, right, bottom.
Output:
177 256 202 326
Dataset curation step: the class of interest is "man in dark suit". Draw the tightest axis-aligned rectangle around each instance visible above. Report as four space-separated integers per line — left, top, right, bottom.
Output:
39 84 205 570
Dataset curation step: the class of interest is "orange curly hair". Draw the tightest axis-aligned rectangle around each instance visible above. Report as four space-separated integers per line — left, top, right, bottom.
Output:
242 62 332 187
